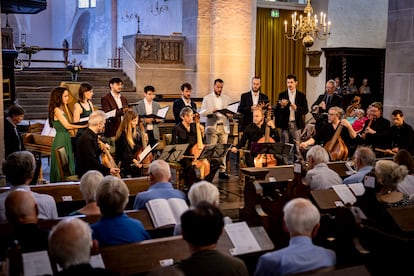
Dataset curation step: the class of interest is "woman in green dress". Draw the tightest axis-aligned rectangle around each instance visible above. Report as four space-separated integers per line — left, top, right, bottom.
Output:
48 86 86 183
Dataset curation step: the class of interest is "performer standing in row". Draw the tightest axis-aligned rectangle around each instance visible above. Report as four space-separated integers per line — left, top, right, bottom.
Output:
101 78 129 139
238 76 268 132
173 82 197 125
135 85 162 147
359 101 390 151
200 79 233 180
115 110 143 178
48 87 86 183
4 105 26 157
275 74 309 162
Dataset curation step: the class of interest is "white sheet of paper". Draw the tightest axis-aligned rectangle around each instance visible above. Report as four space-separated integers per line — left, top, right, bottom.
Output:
348 183 365 196
224 221 261 255
364 175 376 188
227 102 239 114
41 119 56 137
79 116 89 122
156 106 169 118
138 142 159 162
23 251 53 275
90 254 105 268
332 184 357 205
105 109 116 119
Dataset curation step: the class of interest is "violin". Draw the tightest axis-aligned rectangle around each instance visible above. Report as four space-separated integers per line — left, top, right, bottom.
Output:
136 120 153 175
191 113 210 179
254 105 277 167
98 136 121 178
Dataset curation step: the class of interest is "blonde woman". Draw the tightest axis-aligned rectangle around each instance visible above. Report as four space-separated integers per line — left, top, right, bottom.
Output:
115 110 143 177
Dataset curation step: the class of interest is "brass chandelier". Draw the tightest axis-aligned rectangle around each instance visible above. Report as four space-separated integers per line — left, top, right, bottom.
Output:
283 0 331 49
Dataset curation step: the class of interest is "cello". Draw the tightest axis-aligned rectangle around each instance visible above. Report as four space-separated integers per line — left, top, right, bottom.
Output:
98 136 121 178
136 120 153 175
191 113 210 179
324 120 348 161
254 105 277 167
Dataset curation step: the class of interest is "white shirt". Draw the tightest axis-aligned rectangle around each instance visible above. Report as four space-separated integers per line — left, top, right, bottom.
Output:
110 91 123 109
251 91 259 106
181 96 192 107
144 98 154 131
288 89 296 122
213 94 225 124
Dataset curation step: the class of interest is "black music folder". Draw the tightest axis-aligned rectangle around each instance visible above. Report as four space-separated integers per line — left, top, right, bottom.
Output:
198 144 232 160
214 102 240 116
250 142 293 156
141 106 169 119
158 143 189 162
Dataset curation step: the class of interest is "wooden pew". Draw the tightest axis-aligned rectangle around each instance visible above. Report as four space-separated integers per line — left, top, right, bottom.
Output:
100 226 273 276
0 177 150 216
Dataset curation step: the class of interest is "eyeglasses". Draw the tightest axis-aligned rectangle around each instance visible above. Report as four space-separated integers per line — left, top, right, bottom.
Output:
328 113 337 116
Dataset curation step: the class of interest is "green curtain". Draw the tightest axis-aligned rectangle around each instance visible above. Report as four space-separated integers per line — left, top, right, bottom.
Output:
255 8 307 104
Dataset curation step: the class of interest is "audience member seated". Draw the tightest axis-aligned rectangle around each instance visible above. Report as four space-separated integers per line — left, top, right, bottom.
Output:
174 201 249 276
0 151 57 224
69 170 104 216
92 176 150 247
351 109 368 133
303 146 342 190
133 160 186 210
359 78 371 94
343 146 376 184
0 189 49 261
173 180 231 235
394 149 414 196
375 160 412 207
254 198 336 276
48 217 117 275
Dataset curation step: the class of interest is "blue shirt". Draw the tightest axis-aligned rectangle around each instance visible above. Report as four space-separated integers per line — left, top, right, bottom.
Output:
91 213 150 247
133 182 186 209
254 236 336 276
343 166 373 184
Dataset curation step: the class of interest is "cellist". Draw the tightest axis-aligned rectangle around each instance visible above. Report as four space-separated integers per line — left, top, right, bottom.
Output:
231 107 280 167
299 106 357 159
172 107 220 187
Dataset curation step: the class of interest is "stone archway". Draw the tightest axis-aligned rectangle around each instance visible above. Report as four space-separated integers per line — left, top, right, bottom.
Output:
72 11 90 54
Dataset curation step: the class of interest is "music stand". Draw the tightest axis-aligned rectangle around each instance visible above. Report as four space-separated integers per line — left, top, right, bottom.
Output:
250 142 292 157
198 144 232 160
311 112 328 122
158 143 189 162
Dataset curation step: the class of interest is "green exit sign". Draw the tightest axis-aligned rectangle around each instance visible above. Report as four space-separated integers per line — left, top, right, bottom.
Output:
271 9 279 18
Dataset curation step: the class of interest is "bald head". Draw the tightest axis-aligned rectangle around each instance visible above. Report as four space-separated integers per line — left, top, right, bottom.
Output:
48 218 92 269
5 189 38 224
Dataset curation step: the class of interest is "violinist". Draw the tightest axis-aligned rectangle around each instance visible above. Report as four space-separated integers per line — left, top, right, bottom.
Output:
358 102 391 151
76 110 121 178
299 107 357 157
231 108 280 167
115 110 143 178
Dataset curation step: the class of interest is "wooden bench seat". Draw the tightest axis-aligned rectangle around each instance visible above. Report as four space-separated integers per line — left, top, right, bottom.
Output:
100 226 273 276
22 133 54 156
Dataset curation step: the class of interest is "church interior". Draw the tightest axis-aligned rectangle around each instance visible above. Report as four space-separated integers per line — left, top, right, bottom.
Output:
1 0 414 275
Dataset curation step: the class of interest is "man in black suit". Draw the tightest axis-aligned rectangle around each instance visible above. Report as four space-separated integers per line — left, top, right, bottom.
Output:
275 74 309 162
311 79 343 131
238 76 269 132
4 105 25 157
173 82 197 125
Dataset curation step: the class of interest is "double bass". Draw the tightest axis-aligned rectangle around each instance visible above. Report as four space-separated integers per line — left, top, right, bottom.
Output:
254 105 277 167
191 113 210 179
98 136 121 178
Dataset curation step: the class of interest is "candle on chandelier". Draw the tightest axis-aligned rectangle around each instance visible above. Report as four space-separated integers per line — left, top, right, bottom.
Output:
327 21 331 33
323 14 326 25
284 21 288 33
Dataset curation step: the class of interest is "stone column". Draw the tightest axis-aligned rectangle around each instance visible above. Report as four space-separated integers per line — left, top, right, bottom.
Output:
183 0 255 99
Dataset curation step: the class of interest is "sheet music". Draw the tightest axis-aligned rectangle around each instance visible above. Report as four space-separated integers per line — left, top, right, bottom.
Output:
156 106 169 119
332 184 357 205
138 142 159 163
79 116 89 122
90 254 106 268
105 109 116 119
41 120 56 137
23 251 53 275
348 183 365 196
227 102 239 114
224 221 261 255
